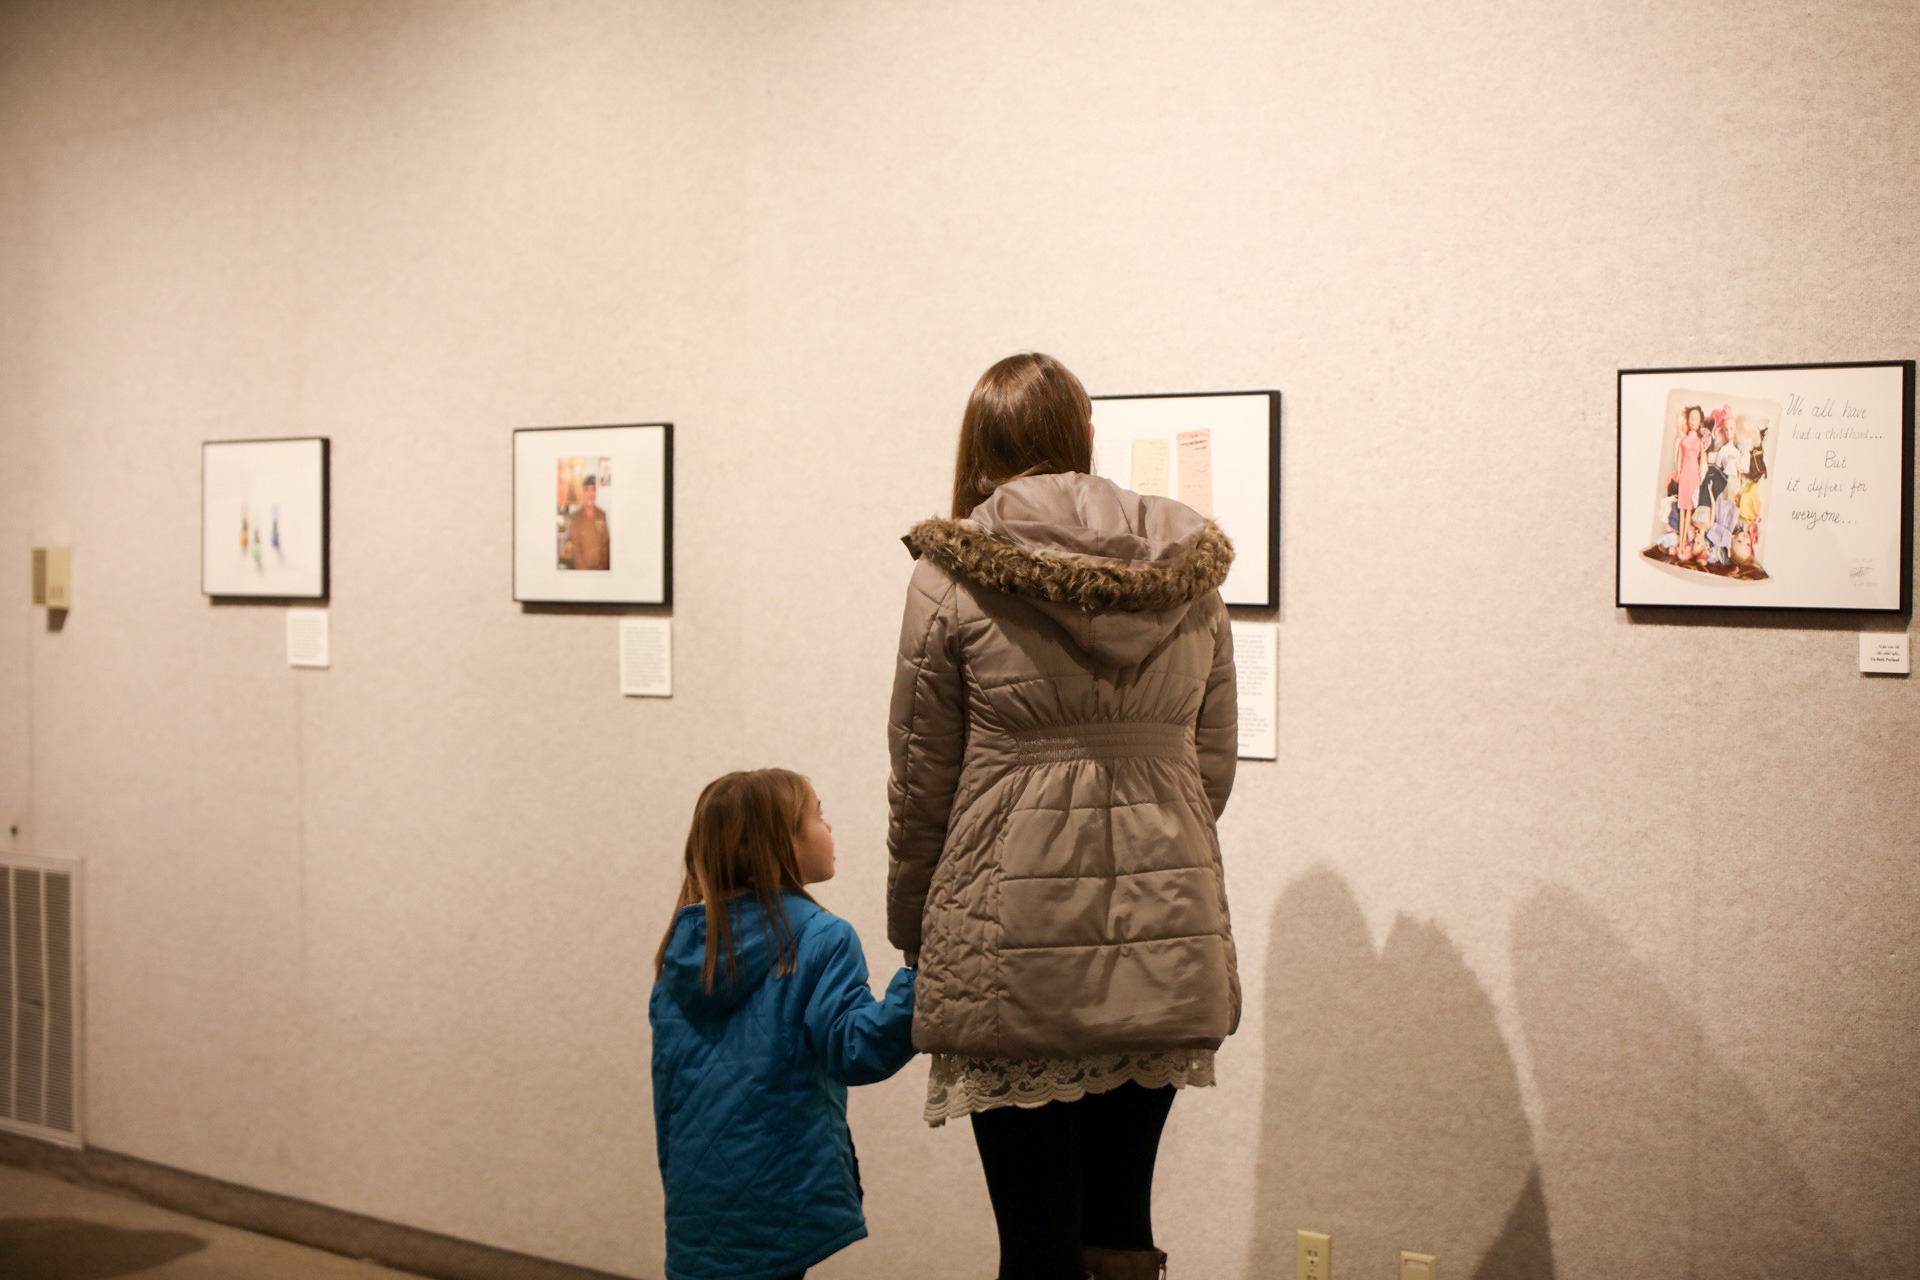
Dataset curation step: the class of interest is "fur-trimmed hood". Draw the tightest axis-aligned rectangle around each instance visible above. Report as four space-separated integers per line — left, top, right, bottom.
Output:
905 472 1233 667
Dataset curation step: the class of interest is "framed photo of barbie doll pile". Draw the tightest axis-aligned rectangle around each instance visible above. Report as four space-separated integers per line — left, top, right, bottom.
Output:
1615 362 1914 611
513 423 673 604
202 437 329 599
1090 391 1281 608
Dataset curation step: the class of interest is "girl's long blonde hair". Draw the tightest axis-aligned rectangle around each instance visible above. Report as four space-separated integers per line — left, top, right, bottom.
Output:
653 769 817 992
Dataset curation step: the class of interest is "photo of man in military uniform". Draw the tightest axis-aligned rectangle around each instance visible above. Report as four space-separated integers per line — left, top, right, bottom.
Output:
558 464 611 571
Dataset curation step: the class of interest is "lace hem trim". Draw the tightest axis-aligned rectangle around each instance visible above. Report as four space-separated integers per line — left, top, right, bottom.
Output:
924 1049 1217 1127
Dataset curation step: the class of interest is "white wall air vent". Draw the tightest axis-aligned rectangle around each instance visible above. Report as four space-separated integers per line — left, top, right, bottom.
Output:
1 855 82 1147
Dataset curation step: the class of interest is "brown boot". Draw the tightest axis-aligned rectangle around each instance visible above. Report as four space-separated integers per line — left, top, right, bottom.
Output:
1083 1245 1168 1279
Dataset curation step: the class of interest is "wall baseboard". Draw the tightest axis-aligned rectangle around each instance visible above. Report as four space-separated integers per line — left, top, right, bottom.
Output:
0 1131 639 1280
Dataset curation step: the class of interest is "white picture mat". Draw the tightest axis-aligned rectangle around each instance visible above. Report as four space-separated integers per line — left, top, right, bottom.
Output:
1092 394 1274 606
202 439 326 598
1617 365 1908 609
514 425 668 603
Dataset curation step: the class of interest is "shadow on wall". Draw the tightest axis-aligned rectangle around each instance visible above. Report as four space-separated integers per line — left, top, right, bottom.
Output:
1513 887 1866 1278
1244 868 1553 1279
0 1217 206 1280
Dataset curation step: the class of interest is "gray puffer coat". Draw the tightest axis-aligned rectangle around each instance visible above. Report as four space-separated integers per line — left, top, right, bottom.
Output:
886 472 1240 1059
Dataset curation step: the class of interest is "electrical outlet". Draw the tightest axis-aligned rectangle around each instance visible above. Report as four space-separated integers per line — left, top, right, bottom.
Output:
1297 1230 1331 1280
1400 1251 1437 1280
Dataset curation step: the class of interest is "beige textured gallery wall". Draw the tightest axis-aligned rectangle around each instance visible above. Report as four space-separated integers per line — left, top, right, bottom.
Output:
2 2 1915 1278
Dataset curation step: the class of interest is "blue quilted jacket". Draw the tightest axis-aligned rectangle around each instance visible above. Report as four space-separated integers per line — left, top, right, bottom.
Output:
651 892 917 1280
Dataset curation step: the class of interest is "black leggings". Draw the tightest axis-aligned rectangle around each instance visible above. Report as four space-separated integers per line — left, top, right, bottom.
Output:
970 1082 1176 1280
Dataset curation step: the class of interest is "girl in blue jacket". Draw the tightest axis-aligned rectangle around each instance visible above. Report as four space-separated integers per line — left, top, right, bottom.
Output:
651 769 918 1280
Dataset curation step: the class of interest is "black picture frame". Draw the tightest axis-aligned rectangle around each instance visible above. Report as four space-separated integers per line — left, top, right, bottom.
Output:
1616 361 1913 613
1090 390 1282 609
513 422 673 606
201 436 330 601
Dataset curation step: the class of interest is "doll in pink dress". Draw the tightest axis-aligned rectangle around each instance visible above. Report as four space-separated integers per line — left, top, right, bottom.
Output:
1672 405 1707 561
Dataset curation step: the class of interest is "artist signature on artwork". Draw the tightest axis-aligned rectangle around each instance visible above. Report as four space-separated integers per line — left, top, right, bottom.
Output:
1851 560 1876 585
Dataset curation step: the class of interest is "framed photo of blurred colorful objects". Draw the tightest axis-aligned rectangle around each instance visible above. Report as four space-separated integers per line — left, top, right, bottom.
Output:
1616 361 1913 611
202 437 329 600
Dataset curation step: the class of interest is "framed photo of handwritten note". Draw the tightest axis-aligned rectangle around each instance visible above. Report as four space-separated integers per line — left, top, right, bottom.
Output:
1616 362 1914 611
513 422 673 604
1091 391 1281 608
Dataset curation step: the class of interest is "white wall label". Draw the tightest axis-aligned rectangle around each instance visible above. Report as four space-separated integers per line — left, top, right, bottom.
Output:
1230 621 1278 760
287 609 329 668
621 618 673 697
1859 633 1909 674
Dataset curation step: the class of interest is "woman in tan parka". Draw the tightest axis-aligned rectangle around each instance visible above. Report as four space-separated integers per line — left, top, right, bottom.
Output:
887 353 1240 1280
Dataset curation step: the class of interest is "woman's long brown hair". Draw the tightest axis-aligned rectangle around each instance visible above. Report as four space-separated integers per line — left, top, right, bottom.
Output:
654 769 816 991
950 352 1095 518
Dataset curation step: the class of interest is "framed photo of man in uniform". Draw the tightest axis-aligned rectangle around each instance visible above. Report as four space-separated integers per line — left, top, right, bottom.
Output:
513 422 672 605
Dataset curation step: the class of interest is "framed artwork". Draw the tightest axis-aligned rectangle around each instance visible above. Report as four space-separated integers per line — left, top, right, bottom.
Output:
513 422 672 605
202 437 329 599
1090 391 1281 608
1616 362 1913 611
